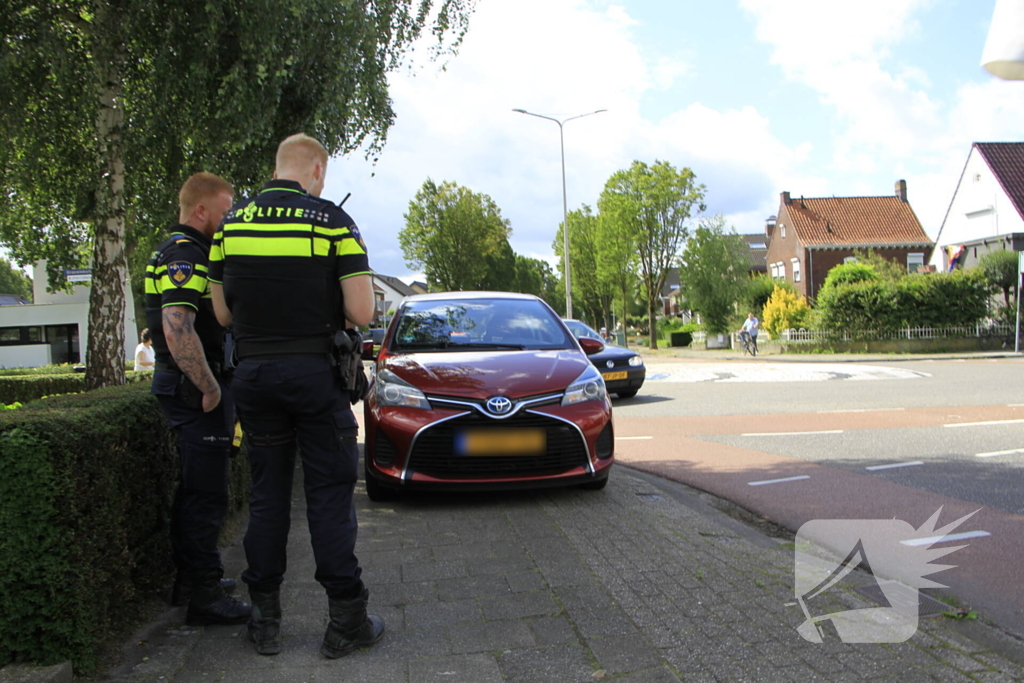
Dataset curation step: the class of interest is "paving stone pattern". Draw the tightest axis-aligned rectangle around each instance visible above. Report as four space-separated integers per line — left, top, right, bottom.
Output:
98 466 1024 682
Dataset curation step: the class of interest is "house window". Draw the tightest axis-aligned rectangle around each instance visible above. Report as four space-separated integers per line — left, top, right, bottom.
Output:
780 224 786 239
791 258 801 282
907 253 924 273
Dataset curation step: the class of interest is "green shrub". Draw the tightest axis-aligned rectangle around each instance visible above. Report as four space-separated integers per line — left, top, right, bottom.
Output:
0 382 249 672
762 286 812 337
0 371 149 406
820 262 880 293
744 274 796 317
816 270 989 335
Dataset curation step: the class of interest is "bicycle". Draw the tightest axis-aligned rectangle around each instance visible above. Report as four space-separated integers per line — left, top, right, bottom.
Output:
738 330 758 356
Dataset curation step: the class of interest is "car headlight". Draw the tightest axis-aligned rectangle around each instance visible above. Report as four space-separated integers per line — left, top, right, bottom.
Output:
628 355 643 367
376 369 431 409
562 364 608 406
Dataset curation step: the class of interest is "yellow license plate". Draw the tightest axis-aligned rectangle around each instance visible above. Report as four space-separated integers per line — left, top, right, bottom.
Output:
603 370 628 380
456 428 546 456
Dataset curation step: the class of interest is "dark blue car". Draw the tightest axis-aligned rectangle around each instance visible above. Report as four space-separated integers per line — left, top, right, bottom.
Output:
563 319 645 399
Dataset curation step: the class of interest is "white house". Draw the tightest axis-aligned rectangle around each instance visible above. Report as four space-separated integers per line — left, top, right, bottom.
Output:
0 262 137 369
929 142 1024 271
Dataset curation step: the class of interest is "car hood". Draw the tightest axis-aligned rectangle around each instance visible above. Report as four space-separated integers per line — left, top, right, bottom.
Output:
588 345 641 365
381 349 591 399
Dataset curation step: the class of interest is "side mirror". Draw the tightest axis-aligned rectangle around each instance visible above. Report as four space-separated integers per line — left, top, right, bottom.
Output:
578 337 605 355
362 339 377 361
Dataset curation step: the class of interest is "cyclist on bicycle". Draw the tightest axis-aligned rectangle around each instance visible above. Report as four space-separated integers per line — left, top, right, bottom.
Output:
740 312 760 355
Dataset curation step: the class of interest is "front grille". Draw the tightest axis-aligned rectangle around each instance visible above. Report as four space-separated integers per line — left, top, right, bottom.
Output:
373 429 398 467
595 422 613 459
408 412 589 478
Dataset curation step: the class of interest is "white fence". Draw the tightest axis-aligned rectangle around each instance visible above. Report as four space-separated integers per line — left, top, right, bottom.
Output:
779 324 1016 343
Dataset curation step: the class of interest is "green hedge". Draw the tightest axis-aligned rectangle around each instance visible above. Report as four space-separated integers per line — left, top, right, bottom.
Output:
0 371 150 406
815 271 990 336
0 381 248 672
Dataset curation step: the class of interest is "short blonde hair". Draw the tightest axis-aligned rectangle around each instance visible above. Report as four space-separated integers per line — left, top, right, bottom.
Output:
276 133 328 172
179 172 233 217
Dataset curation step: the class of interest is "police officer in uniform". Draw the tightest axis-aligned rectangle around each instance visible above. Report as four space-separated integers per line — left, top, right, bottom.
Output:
208 134 382 658
145 172 251 625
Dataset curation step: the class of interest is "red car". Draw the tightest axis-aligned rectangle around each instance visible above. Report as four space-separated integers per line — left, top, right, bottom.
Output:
362 292 614 501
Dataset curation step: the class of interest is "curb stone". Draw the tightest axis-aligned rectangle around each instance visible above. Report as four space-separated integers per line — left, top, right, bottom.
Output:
0 662 72 683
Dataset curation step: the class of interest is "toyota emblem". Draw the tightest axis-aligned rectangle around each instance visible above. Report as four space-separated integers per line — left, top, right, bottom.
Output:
486 396 513 415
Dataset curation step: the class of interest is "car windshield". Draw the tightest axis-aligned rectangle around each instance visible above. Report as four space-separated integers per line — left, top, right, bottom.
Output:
391 298 573 352
563 320 603 341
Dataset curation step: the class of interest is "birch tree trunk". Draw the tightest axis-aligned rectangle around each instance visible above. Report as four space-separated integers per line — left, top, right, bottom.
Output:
85 5 128 390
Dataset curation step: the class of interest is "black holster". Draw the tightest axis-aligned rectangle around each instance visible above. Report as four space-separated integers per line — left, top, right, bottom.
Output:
333 330 368 404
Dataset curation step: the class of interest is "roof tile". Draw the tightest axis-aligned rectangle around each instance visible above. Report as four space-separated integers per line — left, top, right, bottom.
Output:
976 142 1024 221
784 196 931 247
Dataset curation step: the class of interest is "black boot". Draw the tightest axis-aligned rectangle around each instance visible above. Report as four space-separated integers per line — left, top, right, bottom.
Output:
185 577 252 626
247 589 282 656
171 575 237 607
320 589 385 659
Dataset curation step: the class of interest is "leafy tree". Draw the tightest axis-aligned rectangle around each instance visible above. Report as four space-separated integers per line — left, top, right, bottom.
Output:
595 209 637 334
599 160 705 348
0 0 474 389
512 255 563 315
974 248 1019 308
553 206 613 327
400 179 512 291
678 215 749 335
761 286 811 337
0 258 32 301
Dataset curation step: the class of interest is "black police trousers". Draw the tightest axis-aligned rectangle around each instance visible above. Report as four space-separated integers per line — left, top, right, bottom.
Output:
152 371 235 582
231 354 363 599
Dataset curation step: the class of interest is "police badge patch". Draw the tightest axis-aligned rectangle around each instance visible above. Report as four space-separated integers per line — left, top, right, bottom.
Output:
167 261 194 287
350 225 367 252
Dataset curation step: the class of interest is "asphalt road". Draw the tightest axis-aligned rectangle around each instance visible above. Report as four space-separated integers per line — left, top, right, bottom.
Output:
612 356 1024 639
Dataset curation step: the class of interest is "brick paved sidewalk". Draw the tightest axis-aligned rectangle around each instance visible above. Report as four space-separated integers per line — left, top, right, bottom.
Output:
98 465 1024 683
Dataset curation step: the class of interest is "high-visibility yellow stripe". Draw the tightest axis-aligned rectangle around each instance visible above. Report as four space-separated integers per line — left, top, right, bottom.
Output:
338 238 366 256
221 235 325 257
222 235 321 255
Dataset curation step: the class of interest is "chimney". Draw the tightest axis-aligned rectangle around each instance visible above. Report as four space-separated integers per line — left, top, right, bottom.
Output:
895 179 908 202
781 191 791 205
765 215 777 238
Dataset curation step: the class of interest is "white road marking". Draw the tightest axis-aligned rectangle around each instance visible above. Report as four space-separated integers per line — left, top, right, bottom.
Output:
818 408 906 414
742 430 843 437
747 475 811 486
1007 404 1024 408
900 531 991 546
944 419 1024 428
976 448 1024 458
865 461 924 471
616 436 653 441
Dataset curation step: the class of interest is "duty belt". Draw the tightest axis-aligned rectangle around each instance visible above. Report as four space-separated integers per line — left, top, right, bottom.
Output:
155 360 225 375
235 336 333 360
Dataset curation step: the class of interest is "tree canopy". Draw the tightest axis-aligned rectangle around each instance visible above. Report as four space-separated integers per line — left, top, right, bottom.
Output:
975 248 1019 309
678 214 749 335
400 179 512 292
0 259 32 302
0 0 474 387
599 160 705 348
553 206 613 327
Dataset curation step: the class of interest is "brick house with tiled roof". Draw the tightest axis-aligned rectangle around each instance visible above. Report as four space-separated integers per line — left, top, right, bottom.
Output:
764 181 933 300
929 142 1024 272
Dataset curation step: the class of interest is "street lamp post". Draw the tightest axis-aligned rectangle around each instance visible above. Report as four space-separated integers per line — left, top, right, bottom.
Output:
513 108 606 320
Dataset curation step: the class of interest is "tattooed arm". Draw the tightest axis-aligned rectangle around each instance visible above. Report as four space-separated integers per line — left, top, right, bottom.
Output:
163 304 221 412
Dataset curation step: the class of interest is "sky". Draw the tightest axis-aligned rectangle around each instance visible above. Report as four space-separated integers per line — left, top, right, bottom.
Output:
323 0 1024 284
